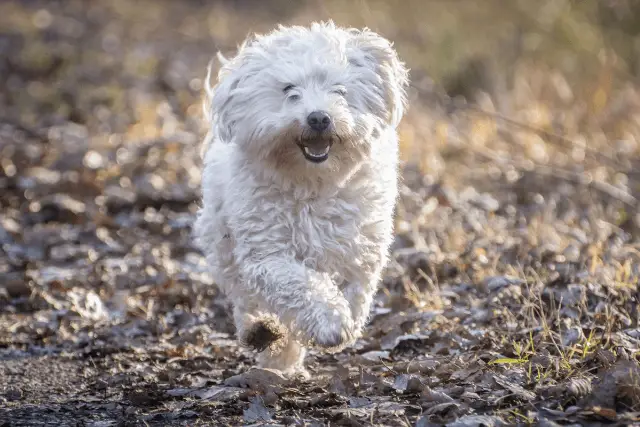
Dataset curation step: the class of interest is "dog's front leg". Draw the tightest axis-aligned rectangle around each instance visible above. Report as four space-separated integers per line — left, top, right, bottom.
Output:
240 254 356 350
342 248 388 338
342 273 381 339
342 283 375 333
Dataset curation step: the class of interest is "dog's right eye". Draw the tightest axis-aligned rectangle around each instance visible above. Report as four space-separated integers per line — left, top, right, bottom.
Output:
283 84 295 93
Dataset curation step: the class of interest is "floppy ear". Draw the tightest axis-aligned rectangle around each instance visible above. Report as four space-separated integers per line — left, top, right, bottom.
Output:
203 54 243 143
347 29 409 127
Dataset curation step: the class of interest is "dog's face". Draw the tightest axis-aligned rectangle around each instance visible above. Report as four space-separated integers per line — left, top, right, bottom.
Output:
205 22 408 182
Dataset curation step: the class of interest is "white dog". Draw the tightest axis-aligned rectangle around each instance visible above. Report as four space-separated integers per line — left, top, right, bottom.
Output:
194 21 408 377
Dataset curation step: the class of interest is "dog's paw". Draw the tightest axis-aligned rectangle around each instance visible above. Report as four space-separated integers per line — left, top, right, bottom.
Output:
239 318 286 352
306 307 356 351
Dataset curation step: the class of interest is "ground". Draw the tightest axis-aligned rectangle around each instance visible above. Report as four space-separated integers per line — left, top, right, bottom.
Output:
1 1 640 426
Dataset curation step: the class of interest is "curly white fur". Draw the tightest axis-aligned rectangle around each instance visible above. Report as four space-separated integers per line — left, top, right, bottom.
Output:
193 21 409 377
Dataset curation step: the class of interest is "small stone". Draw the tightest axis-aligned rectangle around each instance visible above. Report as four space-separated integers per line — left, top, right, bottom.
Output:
393 374 424 393
4 387 23 401
1 272 29 297
26 167 61 185
483 275 524 291
32 9 53 29
103 185 137 210
562 326 585 347
83 150 104 169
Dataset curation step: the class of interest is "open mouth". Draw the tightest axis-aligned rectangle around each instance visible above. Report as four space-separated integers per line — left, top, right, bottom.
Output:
298 140 332 163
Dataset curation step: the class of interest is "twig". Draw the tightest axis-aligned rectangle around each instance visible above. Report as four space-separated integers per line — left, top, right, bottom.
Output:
410 83 625 169
466 142 638 208
533 164 638 207
464 103 623 167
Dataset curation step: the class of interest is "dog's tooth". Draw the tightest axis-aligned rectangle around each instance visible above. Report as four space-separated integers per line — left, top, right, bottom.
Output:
303 146 329 158
303 146 330 158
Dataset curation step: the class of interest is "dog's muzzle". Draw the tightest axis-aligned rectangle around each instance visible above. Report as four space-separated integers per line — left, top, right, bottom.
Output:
299 111 333 163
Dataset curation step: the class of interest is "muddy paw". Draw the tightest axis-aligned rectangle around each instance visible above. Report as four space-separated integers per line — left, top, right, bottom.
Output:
240 318 285 352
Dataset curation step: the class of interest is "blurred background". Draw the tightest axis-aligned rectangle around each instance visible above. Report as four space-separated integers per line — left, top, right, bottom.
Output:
1 1 640 425
2 0 640 202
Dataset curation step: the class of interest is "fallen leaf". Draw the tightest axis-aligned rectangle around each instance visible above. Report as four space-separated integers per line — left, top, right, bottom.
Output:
359 350 391 363
424 401 460 416
392 374 424 393
192 386 245 401
422 387 455 404
492 374 535 401
447 414 506 427
380 332 431 350
223 368 287 390
243 397 272 423
585 406 617 420
349 397 373 408
487 357 527 365
377 401 407 416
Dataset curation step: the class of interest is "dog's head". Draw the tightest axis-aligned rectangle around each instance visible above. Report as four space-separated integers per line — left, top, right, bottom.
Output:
204 21 409 183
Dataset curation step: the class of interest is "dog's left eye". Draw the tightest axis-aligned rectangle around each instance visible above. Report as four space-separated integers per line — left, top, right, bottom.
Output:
332 87 347 96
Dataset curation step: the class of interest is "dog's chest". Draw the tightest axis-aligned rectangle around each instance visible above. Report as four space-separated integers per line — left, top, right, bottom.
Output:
286 191 371 273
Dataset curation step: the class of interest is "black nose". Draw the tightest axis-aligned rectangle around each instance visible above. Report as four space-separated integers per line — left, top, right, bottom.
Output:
307 111 331 131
